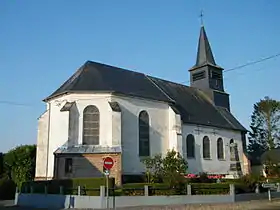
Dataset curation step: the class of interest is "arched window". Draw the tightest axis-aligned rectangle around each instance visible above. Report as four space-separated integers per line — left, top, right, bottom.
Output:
138 111 150 157
203 136 210 159
82 105 100 145
186 134 195 158
217 138 224 160
229 139 234 159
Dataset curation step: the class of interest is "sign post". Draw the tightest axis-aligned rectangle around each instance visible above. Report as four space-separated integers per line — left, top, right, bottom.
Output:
103 157 114 209
262 182 276 201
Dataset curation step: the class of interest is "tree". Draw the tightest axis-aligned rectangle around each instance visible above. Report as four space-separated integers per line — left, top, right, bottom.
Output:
0 153 3 176
162 149 188 187
141 154 163 183
141 149 188 186
3 145 36 186
247 96 280 164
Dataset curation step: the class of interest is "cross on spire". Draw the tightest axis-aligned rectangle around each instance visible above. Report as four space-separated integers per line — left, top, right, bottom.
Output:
199 10 204 26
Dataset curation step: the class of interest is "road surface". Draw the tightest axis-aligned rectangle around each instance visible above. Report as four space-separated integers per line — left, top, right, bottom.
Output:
1 199 280 210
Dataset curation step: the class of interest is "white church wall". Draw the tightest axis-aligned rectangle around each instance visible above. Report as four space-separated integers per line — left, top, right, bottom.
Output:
168 107 183 154
112 95 169 175
45 93 113 178
112 109 121 146
182 124 244 175
35 110 49 179
46 99 69 178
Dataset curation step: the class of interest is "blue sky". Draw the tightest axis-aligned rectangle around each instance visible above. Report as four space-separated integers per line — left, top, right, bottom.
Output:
0 0 279 152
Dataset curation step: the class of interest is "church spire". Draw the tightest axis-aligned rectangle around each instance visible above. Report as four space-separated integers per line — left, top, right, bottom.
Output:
189 22 230 111
194 25 217 68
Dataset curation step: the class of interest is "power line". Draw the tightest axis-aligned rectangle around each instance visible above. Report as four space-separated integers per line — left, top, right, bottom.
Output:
224 52 280 73
182 52 280 84
0 100 32 107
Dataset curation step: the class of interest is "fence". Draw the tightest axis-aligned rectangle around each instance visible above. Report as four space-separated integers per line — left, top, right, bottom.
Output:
15 184 280 209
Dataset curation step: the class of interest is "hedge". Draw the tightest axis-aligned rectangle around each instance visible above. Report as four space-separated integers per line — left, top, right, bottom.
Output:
22 177 115 196
119 183 231 196
191 183 229 195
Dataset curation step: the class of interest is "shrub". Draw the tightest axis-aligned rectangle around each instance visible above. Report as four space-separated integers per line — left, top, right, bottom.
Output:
22 177 115 196
191 183 229 195
120 183 146 196
122 174 146 184
221 174 267 194
0 178 16 200
122 182 231 196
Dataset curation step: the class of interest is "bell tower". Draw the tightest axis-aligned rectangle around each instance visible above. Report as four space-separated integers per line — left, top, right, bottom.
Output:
189 24 230 111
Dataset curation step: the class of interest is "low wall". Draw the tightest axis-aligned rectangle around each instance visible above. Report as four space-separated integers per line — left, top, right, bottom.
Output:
111 195 233 208
15 184 280 209
16 193 234 209
17 193 102 209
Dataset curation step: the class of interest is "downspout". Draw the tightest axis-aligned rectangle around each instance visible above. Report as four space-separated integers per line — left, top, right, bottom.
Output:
46 102 51 180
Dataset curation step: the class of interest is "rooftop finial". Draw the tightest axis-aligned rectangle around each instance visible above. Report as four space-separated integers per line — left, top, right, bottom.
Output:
199 10 204 26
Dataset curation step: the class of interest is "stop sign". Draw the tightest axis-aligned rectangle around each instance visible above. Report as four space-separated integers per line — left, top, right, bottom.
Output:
103 157 114 170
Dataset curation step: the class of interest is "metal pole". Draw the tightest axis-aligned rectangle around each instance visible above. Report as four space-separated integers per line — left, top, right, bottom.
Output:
268 189 271 201
106 173 109 209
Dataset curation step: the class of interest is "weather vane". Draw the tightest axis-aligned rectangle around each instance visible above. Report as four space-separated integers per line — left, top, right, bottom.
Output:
199 10 204 26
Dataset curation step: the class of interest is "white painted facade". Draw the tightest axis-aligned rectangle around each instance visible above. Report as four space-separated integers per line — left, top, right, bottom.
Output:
35 92 245 179
182 125 244 174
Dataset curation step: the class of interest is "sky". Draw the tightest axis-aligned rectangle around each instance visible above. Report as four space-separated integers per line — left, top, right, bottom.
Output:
0 0 280 153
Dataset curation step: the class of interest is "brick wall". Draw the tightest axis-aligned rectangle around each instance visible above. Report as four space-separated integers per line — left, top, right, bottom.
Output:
55 153 122 185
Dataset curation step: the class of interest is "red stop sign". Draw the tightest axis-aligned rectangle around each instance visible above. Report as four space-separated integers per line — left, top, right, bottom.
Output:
103 157 114 170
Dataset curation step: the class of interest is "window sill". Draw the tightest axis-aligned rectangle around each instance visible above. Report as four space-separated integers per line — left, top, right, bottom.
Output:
218 159 226 161
187 157 195 159
139 156 149 160
203 158 212 160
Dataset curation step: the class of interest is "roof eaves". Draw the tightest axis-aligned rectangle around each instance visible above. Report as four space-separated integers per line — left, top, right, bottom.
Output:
43 91 70 102
189 62 224 72
43 90 116 102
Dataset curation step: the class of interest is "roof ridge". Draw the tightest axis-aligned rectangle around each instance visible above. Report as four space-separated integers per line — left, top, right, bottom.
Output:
216 107 238 129
145 75 175 103
88 60 191 89
86 60 145 76
147 75 191 89
43 62 87 101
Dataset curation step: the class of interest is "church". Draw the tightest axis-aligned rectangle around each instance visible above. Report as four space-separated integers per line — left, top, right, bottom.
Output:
35 25 249 185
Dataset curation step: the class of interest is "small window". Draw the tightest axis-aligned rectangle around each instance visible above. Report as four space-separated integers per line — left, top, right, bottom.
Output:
192 71 206 81
65 158 73 174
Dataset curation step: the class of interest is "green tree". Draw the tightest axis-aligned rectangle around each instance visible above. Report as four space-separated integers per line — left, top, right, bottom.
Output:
0 153 3 176
141 149 188 186
141 154 163 183
247 96 280 164
162 149 187 187
3 144 36 186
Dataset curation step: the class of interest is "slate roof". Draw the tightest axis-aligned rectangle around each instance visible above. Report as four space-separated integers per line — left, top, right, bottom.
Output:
45 61 171 103
44 60 247 132
190 26 223 71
